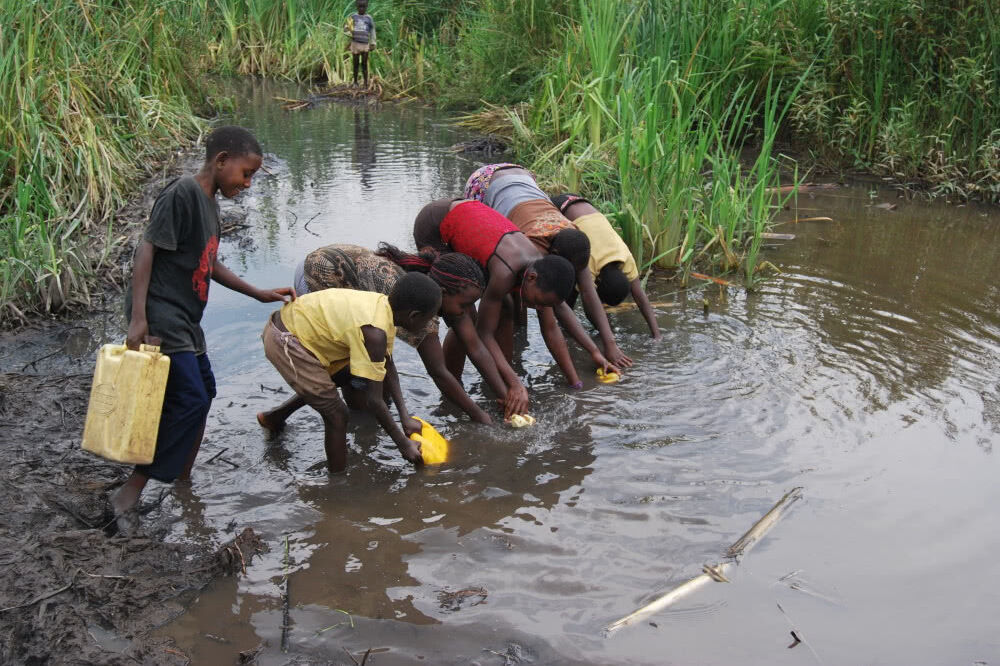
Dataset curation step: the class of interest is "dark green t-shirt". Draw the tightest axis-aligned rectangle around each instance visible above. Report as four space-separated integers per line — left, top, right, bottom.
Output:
126 176 220 354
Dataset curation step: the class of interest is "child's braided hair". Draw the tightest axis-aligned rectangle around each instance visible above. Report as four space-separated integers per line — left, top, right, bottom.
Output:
376 243 485 295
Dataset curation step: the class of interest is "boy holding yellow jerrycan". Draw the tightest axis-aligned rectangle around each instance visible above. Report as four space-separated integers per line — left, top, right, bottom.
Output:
107 126 295 531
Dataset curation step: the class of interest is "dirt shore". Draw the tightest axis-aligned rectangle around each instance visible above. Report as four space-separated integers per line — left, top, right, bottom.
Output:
0 152 266 665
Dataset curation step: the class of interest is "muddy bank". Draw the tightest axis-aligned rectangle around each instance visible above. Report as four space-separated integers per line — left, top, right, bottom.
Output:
0 149 267 664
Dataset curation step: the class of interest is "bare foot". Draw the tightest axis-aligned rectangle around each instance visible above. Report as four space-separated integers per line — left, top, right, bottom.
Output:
257 411 285 433
110 478 145 535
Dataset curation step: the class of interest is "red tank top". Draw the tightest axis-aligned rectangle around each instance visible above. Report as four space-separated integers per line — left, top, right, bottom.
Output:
439 201 519 268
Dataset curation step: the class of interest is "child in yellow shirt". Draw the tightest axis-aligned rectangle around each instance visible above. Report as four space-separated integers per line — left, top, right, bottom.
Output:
258 273 440 471
552 194 661 339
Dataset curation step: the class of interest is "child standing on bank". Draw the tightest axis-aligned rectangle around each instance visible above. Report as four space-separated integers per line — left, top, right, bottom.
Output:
112 126 295 528
346 0 376 87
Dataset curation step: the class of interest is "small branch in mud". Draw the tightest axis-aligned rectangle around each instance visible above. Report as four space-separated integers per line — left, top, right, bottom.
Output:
204 447 229 465
0 569 78 613
260 384 286 394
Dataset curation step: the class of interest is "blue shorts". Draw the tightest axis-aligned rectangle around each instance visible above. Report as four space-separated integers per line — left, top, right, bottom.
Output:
136 352 216 483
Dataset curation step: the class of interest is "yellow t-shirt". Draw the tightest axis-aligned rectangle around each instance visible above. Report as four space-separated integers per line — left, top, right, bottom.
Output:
279 289 395 381
573 212 640 282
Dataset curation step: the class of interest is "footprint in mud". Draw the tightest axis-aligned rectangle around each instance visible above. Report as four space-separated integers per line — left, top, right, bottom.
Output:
436 585 488 612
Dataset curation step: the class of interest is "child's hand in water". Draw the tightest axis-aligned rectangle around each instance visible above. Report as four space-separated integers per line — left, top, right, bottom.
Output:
591 350 622 377
604 342 633 369
502 384 530 420
402 416 422 438
398 439 423 465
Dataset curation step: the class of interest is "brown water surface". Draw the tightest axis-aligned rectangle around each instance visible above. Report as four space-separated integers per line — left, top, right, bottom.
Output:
47 81 1000 664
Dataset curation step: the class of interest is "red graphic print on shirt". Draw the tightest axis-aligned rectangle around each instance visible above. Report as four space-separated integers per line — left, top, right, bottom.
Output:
192 235 219 302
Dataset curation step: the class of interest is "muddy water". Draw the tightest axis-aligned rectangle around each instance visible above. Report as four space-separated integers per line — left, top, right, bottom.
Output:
24 79 1000 663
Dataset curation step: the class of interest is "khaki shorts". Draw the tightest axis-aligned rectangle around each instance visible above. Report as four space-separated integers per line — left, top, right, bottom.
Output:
349 41 371 55
261 312 346 422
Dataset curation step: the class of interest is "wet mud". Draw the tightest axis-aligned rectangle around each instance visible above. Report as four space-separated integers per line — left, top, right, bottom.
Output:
0 372 267 663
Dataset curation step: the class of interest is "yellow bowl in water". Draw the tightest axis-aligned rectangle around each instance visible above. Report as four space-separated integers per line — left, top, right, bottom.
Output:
596 368 620 384
508 414 536 428
410 417 448 465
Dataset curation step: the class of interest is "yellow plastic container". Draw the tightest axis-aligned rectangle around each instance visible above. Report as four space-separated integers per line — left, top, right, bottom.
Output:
596 368 620 384
81 343 170 464
507 414 536 428
410 417 449 465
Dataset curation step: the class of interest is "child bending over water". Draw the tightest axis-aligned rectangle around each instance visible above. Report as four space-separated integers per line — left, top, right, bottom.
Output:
551 194 661 339
286 243 492 424
413 199 622 416
258 274 440 472
464 164 633 369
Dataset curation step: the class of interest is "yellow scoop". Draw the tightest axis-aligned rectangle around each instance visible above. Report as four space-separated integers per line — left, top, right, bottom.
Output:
507 414 536 428
410 417 449 465
596 368 620 384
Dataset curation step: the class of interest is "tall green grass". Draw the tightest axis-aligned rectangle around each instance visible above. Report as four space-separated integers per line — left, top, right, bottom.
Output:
4 0 998 323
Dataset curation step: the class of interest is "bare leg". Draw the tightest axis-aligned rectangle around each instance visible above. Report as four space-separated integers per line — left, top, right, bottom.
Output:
258 394 307 431
322 402 350 473
110 470 149 518
352 53 360 85
177 417 207 482
361 52 369 87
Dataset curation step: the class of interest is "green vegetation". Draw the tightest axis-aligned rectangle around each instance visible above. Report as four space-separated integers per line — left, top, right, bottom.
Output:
3 0 997 324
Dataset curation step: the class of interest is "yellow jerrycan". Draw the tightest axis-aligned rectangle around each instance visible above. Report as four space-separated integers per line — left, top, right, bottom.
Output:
409 417 449 465
81 343 170 464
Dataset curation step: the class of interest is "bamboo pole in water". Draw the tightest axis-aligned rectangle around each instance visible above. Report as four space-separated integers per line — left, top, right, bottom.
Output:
605 487 803 634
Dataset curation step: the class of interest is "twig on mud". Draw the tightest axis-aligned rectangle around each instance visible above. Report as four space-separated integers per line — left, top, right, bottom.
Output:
360 648 372 665
83 571 133 581
20 347 64 372
205 447 230 465
343 647 360 666
217 457 240 469
260 384 286 393
0 569 78 613
303 213 321 236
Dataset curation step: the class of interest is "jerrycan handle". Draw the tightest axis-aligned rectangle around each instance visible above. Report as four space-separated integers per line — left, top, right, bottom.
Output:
120 340 162 354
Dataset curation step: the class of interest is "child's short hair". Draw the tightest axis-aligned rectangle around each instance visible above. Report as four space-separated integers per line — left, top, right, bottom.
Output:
389 272 442 314
549 228 590 271
205 126 262 161
532 255 576 302
596 262 631 306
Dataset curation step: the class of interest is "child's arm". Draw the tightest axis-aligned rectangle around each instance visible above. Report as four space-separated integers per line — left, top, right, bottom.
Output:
450 312 509 403
552 301 622 376
384 354 421 436
476 279 531 418
415 335 492 424
361 326 422 464
576 267 633 367
537 306 582 387
631 278 662 339
212 260 296 302
126 241 157 350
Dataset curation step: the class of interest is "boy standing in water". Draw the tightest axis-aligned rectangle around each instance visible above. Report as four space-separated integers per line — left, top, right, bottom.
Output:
113 126 295 528
346 0 376 88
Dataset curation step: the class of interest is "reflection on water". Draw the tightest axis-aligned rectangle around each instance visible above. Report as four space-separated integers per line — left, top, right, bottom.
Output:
158 80 1000 665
